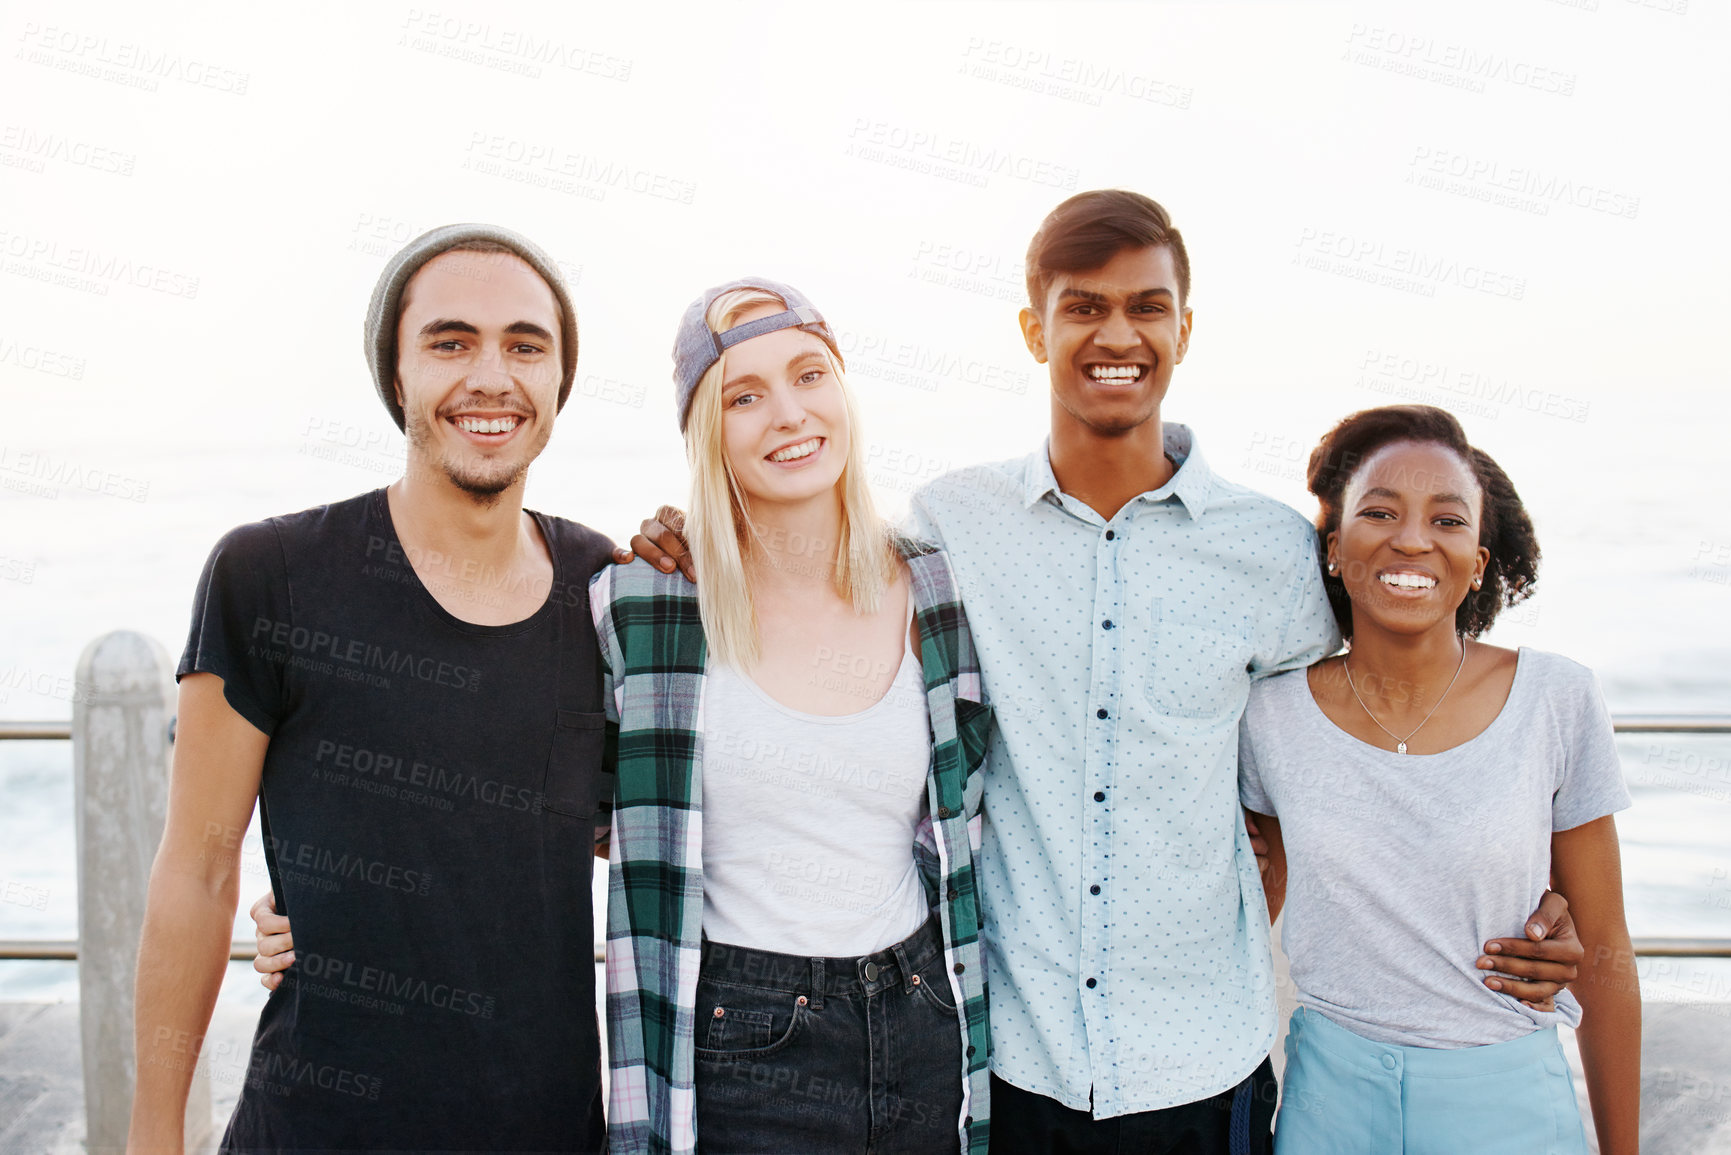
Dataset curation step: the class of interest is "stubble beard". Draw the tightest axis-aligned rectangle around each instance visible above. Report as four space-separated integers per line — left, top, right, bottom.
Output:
404 408 543 508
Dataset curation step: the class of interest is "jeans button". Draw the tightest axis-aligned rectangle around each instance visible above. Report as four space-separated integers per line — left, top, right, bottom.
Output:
864 962 880 982
1381 1054 1396 1071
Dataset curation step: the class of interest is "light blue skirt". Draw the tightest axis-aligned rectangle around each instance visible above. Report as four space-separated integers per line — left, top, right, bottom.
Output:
1275 1005 1589 1154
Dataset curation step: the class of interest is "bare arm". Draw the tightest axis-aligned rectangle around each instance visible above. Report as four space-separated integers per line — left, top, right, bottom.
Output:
1551 815 1640 1154
1245 809 1286 924
128 674 269 1153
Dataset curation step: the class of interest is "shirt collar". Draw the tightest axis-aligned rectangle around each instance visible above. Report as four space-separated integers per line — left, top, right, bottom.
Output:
1022 423 1214 521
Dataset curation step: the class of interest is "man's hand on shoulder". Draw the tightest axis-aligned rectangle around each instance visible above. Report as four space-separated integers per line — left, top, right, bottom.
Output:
629 505 694 582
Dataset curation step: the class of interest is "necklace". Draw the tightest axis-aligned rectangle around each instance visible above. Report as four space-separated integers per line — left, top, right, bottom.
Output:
1343 637 1469 755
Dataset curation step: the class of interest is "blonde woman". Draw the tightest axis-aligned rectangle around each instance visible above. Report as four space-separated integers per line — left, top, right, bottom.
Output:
592 279 991 1155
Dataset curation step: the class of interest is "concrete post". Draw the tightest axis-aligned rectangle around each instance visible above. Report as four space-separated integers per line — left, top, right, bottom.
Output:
73 631 212 1153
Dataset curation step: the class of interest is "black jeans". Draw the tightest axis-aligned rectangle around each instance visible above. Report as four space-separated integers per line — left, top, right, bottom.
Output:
988 1060 1277 1155
693 916 965 1154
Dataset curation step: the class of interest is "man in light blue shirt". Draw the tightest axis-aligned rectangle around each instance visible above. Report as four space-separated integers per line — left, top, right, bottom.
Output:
631 189 1583 1153
900 191 1581 1153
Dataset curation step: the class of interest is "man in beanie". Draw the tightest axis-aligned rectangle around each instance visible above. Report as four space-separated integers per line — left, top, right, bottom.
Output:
129 225 623 1153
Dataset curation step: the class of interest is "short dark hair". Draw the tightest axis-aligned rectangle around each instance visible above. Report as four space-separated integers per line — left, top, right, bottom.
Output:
1306 404 1540 640
1025 189 1191 312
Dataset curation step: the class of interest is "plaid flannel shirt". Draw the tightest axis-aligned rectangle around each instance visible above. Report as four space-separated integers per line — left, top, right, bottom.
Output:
589 540 993 1155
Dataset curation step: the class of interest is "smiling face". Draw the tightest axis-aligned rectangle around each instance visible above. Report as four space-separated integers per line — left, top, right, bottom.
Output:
1329 440 1491 639
394 249 561 502
1018 244 1192 438
715 303 850 511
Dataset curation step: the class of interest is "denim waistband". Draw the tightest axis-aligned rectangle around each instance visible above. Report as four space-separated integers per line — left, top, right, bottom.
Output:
1292 1005 1565 1078
699 915 944 1005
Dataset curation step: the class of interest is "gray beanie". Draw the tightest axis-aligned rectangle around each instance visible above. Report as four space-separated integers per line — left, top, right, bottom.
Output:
364 223 579 431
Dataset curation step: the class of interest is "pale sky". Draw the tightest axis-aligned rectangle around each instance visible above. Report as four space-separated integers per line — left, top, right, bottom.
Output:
2 0 1728 710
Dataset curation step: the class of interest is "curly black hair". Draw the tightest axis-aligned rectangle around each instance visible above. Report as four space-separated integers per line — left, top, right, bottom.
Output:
1305 405 1539 640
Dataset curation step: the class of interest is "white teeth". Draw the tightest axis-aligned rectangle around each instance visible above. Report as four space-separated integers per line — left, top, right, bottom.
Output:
1379 572 1437 590
1088 366 1142 382
768 438 821 463
456 416 519 434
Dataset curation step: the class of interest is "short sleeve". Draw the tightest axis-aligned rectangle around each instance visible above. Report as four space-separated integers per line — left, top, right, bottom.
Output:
1552 664 1632 832
1238 697 1276 815
1252 528 1341 679
177 521 292 737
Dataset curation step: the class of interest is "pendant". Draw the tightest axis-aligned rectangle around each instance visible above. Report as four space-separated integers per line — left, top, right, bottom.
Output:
1396 741 1408 754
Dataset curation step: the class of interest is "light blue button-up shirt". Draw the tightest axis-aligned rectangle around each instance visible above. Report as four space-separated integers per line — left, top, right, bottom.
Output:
907 425 1340 1117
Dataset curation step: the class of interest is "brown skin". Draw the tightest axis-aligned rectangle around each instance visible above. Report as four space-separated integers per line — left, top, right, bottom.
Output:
132 251 631 1143
626 250 1584 1000
1267 438 1638 1151
1017 244 1190 520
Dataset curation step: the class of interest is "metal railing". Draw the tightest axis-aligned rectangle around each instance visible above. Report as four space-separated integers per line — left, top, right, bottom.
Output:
4 713 1730 961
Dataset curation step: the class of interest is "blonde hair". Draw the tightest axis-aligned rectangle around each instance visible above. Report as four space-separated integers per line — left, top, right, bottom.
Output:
684 288 895 670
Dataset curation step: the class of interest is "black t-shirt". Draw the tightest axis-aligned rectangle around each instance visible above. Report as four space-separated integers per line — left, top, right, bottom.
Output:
178 488 611 1154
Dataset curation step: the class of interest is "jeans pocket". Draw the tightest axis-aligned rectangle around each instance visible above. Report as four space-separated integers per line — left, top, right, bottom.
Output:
693 980 808 1062
913 957 959 1016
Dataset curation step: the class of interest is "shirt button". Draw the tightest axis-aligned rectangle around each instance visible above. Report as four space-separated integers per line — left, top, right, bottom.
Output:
938 805 953 819
1086 978 1098 989
1090 885 1101 895
1096 708 1108 719
948 885 960 900
1105 530 1115 540
966 1046 976 1057
954 962 966 975
1381 1054 1397 1071
965 1115 974 1127
1102 619 1114 630
1093 791 1105 802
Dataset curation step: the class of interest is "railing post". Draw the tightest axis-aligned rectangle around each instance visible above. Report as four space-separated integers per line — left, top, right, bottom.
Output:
73 631 211 1153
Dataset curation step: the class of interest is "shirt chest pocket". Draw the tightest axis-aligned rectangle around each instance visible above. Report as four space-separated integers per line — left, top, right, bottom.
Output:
1141 599 1252 719
543 708 604 817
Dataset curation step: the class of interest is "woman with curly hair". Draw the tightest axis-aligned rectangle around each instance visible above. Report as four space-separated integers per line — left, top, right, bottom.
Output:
1239 405 1639 1153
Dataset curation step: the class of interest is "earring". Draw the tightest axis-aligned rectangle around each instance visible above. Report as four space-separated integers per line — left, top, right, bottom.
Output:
1472 577 1483 589
1327 561 1338 574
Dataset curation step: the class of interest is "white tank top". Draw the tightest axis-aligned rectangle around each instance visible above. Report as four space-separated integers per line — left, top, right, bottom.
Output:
700 621 933 957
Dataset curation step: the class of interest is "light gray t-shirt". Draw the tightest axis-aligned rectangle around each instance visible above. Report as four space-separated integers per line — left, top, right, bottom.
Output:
1239 647 1631 1048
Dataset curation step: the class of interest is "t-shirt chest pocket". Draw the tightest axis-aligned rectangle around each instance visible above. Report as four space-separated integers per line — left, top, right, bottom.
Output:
1142 599 1252 719
543 708 604 817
